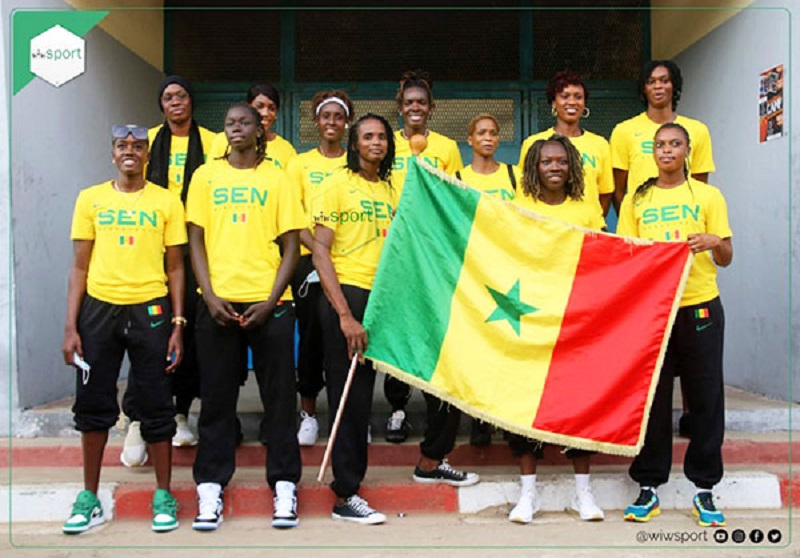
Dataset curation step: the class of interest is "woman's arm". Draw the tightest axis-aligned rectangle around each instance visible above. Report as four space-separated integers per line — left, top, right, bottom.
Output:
61 240 93 364
312 224 367 358
164 244 185 371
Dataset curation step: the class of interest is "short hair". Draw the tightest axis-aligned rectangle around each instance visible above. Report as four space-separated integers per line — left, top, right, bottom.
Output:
221 101 266 164
396 69 434 109
467 113 500 136
346 113 395 182
545 71 589 105
246 83 281 110
638 60 683 110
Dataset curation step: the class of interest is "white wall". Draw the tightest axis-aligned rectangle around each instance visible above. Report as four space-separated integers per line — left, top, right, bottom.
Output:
673 1 796 400
2 1 163 430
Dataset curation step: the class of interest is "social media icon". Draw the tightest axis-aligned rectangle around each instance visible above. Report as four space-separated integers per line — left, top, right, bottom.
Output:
732 529 746 544
714 529 728 543
767 529 782 543
749 529 764 543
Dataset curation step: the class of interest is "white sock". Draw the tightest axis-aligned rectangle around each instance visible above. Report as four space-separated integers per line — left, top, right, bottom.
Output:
642 486 657 494
520 474 536 493
574 474 590 492
695 487 712 496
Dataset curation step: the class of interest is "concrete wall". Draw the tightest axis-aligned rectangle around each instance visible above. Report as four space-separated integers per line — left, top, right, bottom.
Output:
4 0 163 416
673 1 796 400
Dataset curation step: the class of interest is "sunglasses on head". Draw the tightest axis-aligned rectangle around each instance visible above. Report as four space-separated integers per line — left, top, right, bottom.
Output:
112 125 148 141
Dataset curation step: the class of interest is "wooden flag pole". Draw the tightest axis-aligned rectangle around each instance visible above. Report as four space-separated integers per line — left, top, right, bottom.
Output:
317 353 359 483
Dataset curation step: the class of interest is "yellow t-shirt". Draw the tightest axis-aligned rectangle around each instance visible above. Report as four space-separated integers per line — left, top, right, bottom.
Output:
209 132 298 170
617 180 732 307
392 130 463 196
70 181 187 305
286 149 347 256
514 192 606 231
610 112 715 193
310 170 398 290
146 125 217 198
185 160 306 303
519 128 614 207
456 164 519 201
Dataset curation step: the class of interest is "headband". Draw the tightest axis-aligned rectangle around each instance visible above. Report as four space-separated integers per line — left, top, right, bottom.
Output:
315 97 350 117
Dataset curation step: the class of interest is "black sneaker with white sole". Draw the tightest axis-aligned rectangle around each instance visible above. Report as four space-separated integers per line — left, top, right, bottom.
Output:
332 495 386 525
412 459 480 487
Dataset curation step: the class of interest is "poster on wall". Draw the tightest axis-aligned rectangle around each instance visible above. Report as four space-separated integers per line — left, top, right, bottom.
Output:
759 64 784 143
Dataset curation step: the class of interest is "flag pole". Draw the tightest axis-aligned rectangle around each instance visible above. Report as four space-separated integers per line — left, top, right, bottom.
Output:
317 353 359 483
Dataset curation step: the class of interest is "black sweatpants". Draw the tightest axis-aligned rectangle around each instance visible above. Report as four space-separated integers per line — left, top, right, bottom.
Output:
384 375 411 411
192 299 301 489
629 297 725 490
73 294 176 443
319 285 375 499
291 254 325 399
419 394 462 461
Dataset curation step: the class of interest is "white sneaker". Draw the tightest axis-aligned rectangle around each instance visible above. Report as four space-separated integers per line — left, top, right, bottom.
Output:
120 420 148 467
172 414 198 447
297 411 319 446
193 482 223 531
272 480 299 529
508 487 540 524
570 487 605 521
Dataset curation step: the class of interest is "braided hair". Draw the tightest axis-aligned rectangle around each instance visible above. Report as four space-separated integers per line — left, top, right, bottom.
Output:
222 101 267 165
396 69 434 109
521 135 585 201
634 122 692 200
346 113 395 182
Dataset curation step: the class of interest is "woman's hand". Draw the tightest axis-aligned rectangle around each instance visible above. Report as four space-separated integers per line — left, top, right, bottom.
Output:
686 233 721 254
204 293 240 326
62 328 82 365
340 314 368 360
165 326 184 373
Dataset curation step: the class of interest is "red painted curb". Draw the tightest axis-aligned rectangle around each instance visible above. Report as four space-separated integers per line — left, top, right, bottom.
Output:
114 482 457 519
778 472 798 508
3 440 796 468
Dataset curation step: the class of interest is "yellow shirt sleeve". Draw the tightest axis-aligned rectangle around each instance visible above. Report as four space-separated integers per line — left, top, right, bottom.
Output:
274 170 306 237
596 137 615 195
446 141 464 174
164 192 188 246
705 187 732 239
616 194 637 237
609 123 631 171
185 166 209 228
70 189 95 240
285 156 306 209
689 122 716 176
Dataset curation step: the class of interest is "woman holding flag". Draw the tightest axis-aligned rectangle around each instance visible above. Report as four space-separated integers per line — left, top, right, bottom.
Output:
311 113 396 524
618 122 732 528
510 135 606 523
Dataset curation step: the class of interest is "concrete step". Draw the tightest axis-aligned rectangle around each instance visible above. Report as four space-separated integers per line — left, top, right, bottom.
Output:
2 432 795 468
1 465 792 524
14 381 800 439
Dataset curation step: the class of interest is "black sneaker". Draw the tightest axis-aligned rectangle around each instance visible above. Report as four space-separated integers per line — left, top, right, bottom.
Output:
412 459 480 487
332 495 386 525
272 481 299 529
385 409 411 444
470 419 492 446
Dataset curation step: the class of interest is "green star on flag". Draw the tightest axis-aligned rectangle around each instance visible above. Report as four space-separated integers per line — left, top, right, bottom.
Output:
485 279 537 336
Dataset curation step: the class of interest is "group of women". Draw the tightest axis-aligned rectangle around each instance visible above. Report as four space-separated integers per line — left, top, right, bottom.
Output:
61 60 732 535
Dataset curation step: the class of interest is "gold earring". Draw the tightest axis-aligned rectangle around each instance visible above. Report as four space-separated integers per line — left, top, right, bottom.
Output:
582 107 590 118
551 105 557 118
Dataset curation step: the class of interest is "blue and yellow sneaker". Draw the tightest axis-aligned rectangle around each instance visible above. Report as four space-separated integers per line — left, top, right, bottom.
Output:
623 488 661 522
693 492 726 527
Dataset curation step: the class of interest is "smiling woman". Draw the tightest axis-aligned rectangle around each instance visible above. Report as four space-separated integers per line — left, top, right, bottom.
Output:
61 124 187 534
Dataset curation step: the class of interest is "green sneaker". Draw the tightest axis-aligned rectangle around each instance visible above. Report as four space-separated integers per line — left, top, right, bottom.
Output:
63 490 104 534
152 489 179 532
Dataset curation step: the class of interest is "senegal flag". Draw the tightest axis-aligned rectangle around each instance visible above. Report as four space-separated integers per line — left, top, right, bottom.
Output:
363 159 692 456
